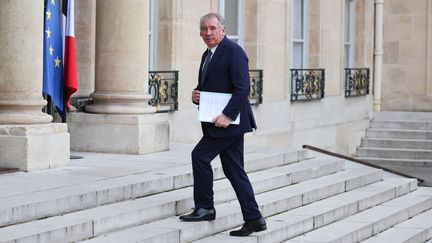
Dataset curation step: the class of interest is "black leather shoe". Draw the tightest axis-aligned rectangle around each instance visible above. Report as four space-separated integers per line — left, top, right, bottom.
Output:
179 208 216 222
230 217 267 236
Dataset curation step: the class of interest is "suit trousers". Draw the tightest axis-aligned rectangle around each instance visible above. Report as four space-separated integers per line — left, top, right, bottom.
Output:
191 134 262 221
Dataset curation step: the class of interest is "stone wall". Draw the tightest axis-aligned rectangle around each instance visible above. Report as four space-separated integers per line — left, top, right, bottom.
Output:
381 0 432 111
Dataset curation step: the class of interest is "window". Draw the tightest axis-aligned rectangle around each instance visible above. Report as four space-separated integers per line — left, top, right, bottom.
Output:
220 0 244 45
292 0 308 69
345 0 355 67
149 0 157 71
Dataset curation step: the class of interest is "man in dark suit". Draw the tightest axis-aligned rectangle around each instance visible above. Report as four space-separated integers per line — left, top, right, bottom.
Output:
179 13 266 237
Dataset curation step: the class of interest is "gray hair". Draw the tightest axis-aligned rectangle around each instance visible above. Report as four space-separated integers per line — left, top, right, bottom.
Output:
200 13 226 29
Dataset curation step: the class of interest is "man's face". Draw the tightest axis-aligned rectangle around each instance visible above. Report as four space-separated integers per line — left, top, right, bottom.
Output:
200 16 225 48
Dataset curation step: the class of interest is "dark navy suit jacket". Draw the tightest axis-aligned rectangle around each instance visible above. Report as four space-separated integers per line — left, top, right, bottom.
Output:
195 36 257 138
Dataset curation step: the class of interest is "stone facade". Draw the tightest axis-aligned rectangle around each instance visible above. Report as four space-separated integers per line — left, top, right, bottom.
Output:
145 0 375 154
1 0 429 171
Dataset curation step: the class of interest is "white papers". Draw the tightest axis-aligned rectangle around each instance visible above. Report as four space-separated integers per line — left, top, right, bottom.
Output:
198 91 240 125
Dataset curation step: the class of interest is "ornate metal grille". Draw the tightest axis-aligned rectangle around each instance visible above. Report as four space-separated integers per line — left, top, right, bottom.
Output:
290 69 325 101
148 70 179 112
344 68 370 97
249 69 263 105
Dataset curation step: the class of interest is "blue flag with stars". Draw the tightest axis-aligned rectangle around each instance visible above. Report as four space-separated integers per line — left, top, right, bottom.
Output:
43 0 65 114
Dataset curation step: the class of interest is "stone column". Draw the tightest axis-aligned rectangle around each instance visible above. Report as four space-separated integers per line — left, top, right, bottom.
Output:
73 0 96 101
68 0 169 154
373 0 384 111
0 1 70 171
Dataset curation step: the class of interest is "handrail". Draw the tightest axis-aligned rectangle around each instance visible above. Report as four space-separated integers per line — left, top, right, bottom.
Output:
302 144 424 183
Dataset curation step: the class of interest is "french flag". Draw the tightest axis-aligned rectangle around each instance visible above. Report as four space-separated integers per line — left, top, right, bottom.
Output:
62 0 77 111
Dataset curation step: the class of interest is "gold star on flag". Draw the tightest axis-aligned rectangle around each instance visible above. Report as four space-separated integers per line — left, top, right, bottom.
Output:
45 28 51 38
46 9 52 20
49 45 54 56
54 56 61 67
51 0 55 5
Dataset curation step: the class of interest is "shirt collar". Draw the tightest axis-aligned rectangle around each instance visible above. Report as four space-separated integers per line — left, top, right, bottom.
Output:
209 45 218 54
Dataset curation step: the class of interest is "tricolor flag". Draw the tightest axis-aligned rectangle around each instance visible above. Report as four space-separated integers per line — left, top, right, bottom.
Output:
43 0 65 114
62 0 77 111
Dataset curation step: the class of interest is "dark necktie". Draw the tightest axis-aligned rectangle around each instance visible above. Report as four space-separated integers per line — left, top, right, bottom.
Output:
201 49 212 84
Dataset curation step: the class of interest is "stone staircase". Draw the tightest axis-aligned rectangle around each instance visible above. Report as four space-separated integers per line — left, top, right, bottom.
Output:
0 145 431 242
356 111 432 186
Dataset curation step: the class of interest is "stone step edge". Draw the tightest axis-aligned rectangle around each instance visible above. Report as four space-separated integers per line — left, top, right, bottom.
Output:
357 147 432 153
286 187 432 243
357 157 432 167
192 178 418 243
0 167 382 242
81 168 383 243
366 128 432 133
0 149 309 228
373 111 432 121
362 137 432 142
362 208 432 243
371 119 432 124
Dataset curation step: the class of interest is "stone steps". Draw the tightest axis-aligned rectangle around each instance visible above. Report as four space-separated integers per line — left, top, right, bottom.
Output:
1 143 430 243
79 164 383 242
357 147 432 160
356 157 432 167
193 178 417 243
0 149 308 228
373 111 432 121
365 128 432 140
285 187 432 242
361 137 432 150
370 120 432 130
362 208 432 243
356 111 432 185
0 155 348 243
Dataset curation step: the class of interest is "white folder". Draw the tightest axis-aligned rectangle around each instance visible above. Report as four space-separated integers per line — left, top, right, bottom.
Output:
198 91 240 125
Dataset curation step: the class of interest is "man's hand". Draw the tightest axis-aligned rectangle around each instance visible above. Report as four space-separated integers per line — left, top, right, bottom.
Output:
212 114 232 128
192 89 200 103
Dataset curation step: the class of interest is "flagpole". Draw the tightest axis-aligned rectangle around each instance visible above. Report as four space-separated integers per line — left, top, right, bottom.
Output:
62 89 66 123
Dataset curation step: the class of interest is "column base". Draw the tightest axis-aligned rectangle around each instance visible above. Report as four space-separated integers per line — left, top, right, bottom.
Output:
0 124 70 171
68 112 169 154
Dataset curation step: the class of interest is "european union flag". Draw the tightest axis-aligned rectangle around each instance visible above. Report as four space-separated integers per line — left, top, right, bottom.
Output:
43 0 65 115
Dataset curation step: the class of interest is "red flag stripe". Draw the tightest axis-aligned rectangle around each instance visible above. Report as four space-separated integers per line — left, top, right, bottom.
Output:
64 36 77 110
62 0 77 111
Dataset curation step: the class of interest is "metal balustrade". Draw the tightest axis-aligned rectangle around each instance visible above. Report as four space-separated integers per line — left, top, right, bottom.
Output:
344 68 370 97
66 69 262 115
148 70 179 112
290 68 325 101
249 69 263 105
